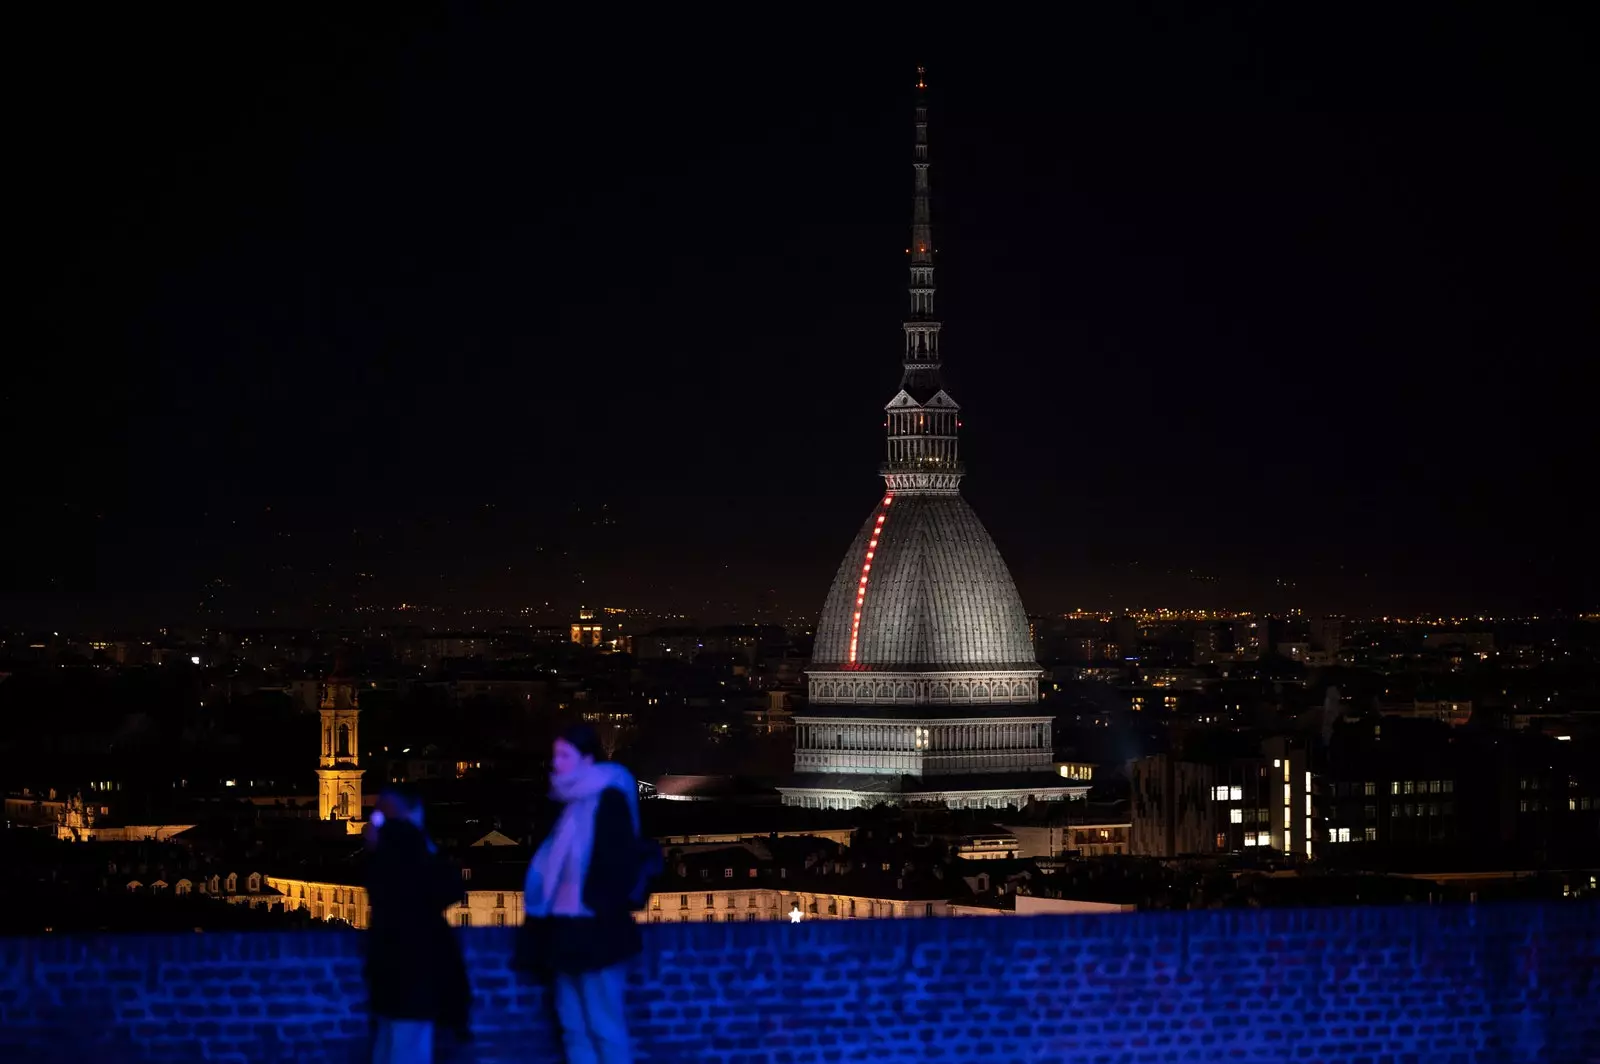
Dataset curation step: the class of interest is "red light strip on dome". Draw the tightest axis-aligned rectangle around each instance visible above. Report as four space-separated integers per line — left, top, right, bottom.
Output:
848 495 893 665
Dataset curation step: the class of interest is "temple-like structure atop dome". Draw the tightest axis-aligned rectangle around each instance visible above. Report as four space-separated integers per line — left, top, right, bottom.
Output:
781 69 1086 811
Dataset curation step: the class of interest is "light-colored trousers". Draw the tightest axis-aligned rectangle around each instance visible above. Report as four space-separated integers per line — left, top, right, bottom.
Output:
372 1018 433 1064
552 963 631 1064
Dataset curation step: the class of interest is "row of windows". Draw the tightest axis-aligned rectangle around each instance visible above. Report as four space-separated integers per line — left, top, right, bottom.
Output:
1228 808 1273 824
1390 802 1454 817
666 893 776 909
1521 777 1586 791
455 912 508 927
1521 798 1597 812
1392 780 1454 795
1327 827 1379 843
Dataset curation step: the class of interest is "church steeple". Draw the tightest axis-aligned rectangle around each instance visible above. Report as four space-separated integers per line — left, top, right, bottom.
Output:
315 653 364 834
883 66 963 496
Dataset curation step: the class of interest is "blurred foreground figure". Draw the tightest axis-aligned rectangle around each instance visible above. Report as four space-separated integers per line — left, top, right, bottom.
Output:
515 724 658 1064
365 784 472 1064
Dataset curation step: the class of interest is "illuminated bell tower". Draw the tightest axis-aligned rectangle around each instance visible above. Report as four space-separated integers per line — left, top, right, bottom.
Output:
315 663 364 834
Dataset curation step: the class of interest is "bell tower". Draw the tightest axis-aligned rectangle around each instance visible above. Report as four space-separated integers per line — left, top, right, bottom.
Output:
315 658 364 833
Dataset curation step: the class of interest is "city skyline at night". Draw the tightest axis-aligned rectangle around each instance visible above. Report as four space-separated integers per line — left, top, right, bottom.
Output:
3 15 1599 1059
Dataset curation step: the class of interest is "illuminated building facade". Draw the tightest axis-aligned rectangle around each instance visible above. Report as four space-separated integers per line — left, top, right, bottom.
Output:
570 607 603 648
781 70 1083 811
315 669 364 834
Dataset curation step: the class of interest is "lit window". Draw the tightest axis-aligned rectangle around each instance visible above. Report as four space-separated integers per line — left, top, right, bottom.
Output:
1230 786 1242 801
1230 809 1243 824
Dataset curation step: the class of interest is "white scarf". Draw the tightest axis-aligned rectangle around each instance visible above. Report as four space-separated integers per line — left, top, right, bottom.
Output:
525 761 638 918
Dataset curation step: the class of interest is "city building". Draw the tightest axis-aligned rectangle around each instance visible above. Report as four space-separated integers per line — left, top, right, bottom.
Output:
570 608 604 648
782 71 1083 812
315 668 364 834
1130 738 1314 859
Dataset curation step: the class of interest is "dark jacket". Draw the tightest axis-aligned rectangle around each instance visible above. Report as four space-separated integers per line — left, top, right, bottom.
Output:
365 819 472 1027
515 788 643 978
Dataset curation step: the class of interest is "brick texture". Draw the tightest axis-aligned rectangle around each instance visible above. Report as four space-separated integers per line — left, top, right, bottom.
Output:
2 902 1597 1063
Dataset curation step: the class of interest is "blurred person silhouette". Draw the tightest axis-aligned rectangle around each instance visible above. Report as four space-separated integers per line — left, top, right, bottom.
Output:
364 783 473 1064
514 723 657 1064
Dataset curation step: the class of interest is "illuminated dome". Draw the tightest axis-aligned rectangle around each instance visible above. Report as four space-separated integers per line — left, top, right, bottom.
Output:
810 493 1035 674
781 69 1077 813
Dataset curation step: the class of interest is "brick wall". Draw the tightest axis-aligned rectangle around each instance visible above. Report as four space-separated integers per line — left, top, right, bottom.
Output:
2 902 1597 1063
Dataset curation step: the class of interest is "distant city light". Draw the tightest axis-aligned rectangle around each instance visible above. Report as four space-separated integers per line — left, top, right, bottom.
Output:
190 655 201 665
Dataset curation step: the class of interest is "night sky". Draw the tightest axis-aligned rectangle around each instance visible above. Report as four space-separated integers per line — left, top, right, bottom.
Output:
8 10 1595 626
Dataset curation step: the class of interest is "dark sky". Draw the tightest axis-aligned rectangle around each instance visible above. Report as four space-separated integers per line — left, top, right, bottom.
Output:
7 9 1596 627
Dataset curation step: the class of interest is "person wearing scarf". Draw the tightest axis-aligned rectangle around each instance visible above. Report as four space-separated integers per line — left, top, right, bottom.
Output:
519 724 642 1064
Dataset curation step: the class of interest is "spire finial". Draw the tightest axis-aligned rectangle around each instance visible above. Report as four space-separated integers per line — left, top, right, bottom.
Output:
881 66 962 496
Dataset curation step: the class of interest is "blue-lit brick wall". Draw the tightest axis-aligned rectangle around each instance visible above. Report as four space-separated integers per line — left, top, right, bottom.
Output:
2 903 1598 1063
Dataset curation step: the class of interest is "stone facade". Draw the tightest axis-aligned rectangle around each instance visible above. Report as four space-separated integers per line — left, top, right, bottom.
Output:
314 674 363 833
792 716 1054 776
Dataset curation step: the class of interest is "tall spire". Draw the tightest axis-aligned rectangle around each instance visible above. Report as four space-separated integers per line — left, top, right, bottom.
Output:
904 65 938 385
882 66 963 496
